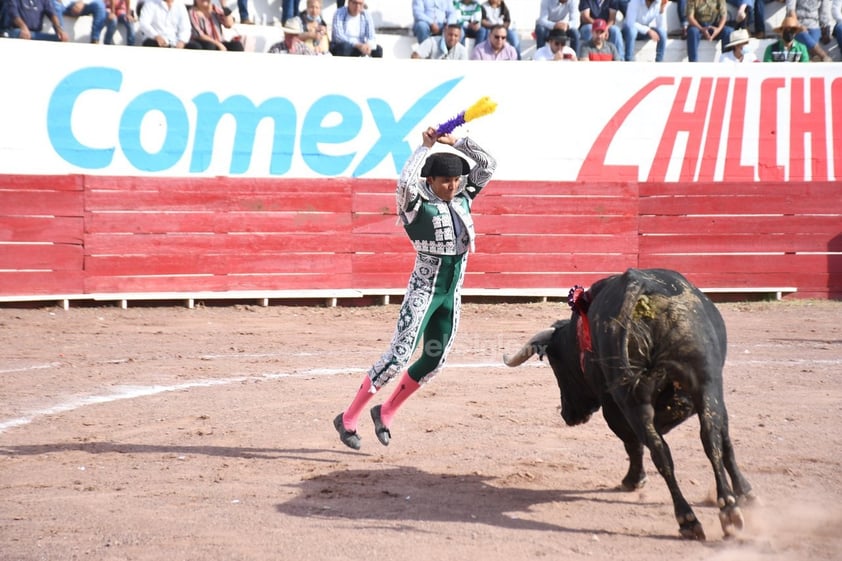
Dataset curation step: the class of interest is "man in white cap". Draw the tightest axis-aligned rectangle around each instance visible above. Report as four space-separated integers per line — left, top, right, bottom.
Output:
333 127 496 450
278 16 317 54
268 16 316 53
718 27 758 61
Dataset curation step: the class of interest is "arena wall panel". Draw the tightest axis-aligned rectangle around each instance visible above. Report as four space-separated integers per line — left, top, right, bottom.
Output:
2 175 839 301
638 181 842 298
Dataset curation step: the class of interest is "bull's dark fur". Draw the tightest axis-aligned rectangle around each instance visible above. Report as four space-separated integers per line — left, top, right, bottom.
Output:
512 268 755 540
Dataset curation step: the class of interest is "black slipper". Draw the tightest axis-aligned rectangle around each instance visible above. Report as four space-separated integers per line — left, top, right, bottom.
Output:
333 413 361 450
370 405 391 446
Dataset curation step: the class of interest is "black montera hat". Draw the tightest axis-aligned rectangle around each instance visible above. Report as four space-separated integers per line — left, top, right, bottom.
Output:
420 153 470 178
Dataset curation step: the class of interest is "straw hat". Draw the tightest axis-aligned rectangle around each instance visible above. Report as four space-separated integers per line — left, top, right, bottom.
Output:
774 14 805 33
725 28 750 48
281 17 304 34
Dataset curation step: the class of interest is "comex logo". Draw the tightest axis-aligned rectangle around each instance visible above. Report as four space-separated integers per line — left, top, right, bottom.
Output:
47 68 463 177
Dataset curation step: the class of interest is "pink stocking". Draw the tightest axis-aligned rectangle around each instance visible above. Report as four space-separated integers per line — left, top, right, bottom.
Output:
341 376 376 431
379 371 421 427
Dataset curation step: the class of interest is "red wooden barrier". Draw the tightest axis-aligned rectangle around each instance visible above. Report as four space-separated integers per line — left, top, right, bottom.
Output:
0 175 85 296
639 181 842 298
0 175 839 301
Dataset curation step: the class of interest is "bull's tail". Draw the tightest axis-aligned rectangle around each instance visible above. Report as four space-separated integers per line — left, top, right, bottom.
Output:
612 270 656 383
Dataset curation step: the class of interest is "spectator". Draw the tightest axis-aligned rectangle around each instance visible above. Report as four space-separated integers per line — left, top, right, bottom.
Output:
189 0 242 51
454 0 485 44
470 22 518 58
138 0 199 47
54 0 108 42
330 0 382 57
480 0 521 58
0 0 68 40
533 25 579 57
725 0 751 31
763 12 810 59
282 0 299 24
269 15 318 53
614 0 630 14
832 0 842 56
103 0 135 45
412 0 456 43
579 0 624 58
622 0 667 61
718 26 758 59
751 0 781 37
666 0 688 38
236 0 250 24
786 0 833 60
535 0 581 54
298 0 329 55
411 21 469 58
686 0 733 61
579 17 622 58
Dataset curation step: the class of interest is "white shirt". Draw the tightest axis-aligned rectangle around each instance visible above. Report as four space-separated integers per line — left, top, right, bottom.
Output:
537 0 581 30
625 0 665 33
138 0 193 46
481 2 505 25
414 35 470 59
718 49 759 62
344 13 363 42
533 43 577 60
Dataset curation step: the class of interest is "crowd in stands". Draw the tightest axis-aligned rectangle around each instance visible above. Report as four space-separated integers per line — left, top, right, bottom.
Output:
1 0 839 61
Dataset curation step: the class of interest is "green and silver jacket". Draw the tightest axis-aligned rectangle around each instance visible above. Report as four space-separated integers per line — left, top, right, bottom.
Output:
396 137 496 256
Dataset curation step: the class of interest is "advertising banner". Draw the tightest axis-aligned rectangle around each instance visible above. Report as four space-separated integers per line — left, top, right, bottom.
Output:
2 40 840 182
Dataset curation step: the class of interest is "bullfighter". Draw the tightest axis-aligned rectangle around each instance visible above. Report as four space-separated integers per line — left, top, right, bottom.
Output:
333 125 497 450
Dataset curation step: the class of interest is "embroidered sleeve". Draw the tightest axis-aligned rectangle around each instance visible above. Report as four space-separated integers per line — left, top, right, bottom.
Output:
396 145 430 222
454 136 496 200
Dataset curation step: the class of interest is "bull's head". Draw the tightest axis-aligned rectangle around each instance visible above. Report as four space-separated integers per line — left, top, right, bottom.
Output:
504 320 600 426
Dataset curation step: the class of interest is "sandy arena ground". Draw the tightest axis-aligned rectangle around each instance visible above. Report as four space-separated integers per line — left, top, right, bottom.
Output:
1 298 841 561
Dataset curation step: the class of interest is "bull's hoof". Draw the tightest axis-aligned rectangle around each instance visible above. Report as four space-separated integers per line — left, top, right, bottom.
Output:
620 474 647 491
738 490 760 507
719 505 745 538
678 519 706 541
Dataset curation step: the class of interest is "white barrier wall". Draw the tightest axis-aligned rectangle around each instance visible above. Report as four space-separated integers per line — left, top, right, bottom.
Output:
1 40 840 182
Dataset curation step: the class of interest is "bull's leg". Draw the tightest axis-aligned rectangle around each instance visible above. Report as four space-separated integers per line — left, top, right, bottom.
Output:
621 400 706 540
601 399 647 490
721 428 756 505
697 393 746 538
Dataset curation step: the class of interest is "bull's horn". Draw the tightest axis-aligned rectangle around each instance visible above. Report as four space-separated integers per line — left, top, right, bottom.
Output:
503 329 554 367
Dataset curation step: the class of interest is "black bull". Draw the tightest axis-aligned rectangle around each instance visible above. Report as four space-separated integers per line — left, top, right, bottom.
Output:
503 268 756 540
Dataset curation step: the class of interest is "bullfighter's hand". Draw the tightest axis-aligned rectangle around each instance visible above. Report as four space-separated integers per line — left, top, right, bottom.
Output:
436 132 457 146
422 127 437 148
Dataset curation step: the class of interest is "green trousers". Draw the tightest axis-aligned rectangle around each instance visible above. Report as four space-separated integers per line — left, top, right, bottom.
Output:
368 252 466 388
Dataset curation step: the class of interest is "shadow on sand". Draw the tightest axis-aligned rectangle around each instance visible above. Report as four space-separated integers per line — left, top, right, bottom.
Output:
274 465 679 539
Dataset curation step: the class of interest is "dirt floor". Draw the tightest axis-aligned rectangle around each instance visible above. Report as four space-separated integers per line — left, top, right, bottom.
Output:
1 297 841 561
